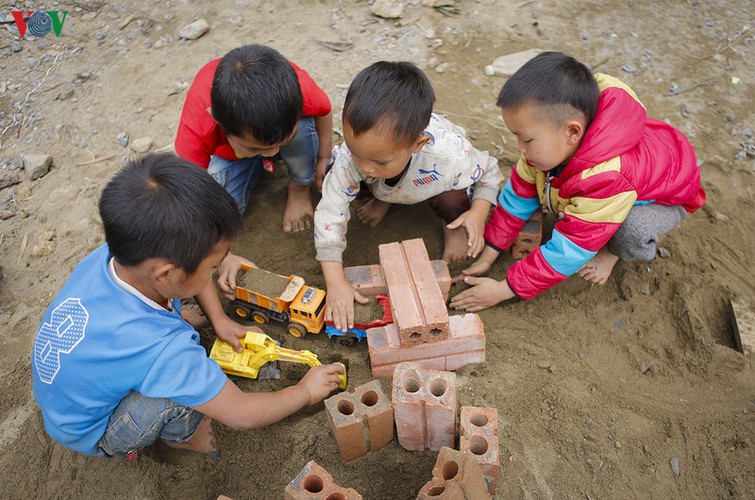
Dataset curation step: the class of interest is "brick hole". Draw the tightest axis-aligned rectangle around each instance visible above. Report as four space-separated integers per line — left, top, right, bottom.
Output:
470 412 489 427
469 435 489 455
409 331 422 340
325 494 346 500
427 486 446 496
429 378 447 397
521 237 534 244
402 371 421 393
430 328 442 336
360 390 379 407
442 460 459 480
337 400 355 415
303 474 324 493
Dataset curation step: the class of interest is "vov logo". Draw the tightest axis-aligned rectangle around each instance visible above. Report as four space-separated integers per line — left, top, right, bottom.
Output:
0 10 69 38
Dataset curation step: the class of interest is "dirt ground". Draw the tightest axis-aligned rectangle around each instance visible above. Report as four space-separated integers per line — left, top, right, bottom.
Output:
1 0 753 498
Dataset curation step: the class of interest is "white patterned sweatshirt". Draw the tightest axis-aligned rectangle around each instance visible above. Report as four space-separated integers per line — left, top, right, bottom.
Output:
314 114 504 262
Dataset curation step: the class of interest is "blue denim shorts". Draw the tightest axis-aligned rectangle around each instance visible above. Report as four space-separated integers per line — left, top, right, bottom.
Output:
96 391 203 457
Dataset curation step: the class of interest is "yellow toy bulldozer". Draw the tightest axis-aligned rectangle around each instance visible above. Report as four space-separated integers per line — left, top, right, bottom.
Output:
209 331 347 390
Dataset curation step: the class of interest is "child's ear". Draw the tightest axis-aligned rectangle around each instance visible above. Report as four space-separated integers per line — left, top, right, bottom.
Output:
152 261 178 286
412 133 432 153
565 118 586 146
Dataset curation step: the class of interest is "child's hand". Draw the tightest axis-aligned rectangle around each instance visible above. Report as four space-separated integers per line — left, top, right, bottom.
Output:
298 363 344 404
214 316 260 353
325 280 369 332
446 203 489 258
453 246 500 283
449 276 514 312
217 252 257 300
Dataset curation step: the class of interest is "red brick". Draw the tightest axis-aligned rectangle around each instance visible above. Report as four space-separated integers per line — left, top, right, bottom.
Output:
344 261 451 299
378 240 449 345
511 210 543 260
460 406 500 494
324 380 394 462
417 447 492 499
284 461 363 500
392 363 457 452
367 315 485 377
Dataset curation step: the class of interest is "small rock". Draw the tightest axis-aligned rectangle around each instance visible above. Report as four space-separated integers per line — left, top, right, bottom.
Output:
153 35 173 49
117 132 129 148
670 456 681 477
428 38 443 49
658 247 671 258
734 150 747 161
586 417 594 430
743 127 753 138
56 88 74 101
178 19 210 40
639 362 650 374
547 365 556 373
11 41 22 53
93 31 106 41
639 283 651 296
371 0 405 19
725 113 735 122
434 62 449 74
428 57 439 69
76 72 91 82
578 352 585 360
614 441 621 449
614 319 623 328
23 154 52 180
487 49 542 77
580 32 589 40
31 242 54 258
537 361 551 370
484 65 495 76
621 64 636 74
131 137 153 153
0 82 6 95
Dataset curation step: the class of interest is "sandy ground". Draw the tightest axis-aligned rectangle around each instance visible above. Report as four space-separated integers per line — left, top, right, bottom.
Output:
1 0 754 498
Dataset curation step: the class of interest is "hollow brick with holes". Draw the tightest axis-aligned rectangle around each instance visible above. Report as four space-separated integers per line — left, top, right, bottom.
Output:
511 210 543 260
379 239 450 345
459 406 500 494
284 460 363 500
344 260 451 300
367 315 485 378
392 362 457 451
324 379 394 462
416 447 492 499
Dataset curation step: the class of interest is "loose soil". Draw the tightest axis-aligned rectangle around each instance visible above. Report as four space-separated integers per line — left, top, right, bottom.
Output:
354 297 385 325
237 267 291 299
0 1 753 499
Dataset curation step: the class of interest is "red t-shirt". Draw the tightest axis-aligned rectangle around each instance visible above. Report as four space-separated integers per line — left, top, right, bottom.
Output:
175 59 331 169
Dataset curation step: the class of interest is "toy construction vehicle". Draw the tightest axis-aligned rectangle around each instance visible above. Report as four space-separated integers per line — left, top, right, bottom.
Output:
324 295 393 347
233 264 326 339
210 331 347 389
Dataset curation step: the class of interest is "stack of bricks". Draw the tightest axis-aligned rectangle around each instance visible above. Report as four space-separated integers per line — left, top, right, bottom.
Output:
459 406 500 495
345 238 485 377
392 362 457 452
324 379 394 461
416 447 492 499
511 210 543 260
284 461 362 500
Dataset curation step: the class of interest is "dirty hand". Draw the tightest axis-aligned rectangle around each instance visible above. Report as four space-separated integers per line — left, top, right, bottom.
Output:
315 157 329 193
452 246 499 283
217 252 257 300
213 316 255 353
446 209 486 258
299 363 345 404
325 281 368 332
449 276 514 312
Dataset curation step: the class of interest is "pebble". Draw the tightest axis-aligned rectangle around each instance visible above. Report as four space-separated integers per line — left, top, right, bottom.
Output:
56 88 74 101
615 319 623 328
658 247 671 258
580 32 589 40
484 65 495 76
621 64 636 73
639 283 651 296
117 132 129 147
537 361 551 370
178 19 210 40
11 41 22 53
743 127 753 138
434 62 450 74
725 113 735 122
76 72 91 82
670 456 681 477
23 154 52 180
640 362 650 374
428 57 439 69
130 137 153 153
93 31 106 41
614 441 621 449
370 0 404 19
578 352 585 360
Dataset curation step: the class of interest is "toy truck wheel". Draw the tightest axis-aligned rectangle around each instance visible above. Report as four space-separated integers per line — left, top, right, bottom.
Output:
252 311 269 324
287 323 307 338
234 305 251 319
337 336 356 347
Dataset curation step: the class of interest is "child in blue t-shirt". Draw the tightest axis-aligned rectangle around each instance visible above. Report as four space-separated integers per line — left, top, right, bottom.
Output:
31 153 343 457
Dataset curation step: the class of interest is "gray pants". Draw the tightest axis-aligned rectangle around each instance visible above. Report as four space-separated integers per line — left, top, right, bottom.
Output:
607 204 688 262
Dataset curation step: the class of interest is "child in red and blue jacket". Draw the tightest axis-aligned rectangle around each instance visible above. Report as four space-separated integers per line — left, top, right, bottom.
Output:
450 51 706 311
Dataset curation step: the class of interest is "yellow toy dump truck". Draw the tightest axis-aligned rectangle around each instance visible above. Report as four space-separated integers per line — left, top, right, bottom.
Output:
233 264 326 339
210 331 347 389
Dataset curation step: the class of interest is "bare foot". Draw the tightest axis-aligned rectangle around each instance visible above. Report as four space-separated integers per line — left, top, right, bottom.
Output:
356 198 391 228
442 226 471 264
164 416 216 455
578 247 620 284
181 304 209 330
282 181 314 233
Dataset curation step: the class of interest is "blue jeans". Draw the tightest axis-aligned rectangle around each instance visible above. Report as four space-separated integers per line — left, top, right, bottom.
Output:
96 391 203 457
207 116 318 214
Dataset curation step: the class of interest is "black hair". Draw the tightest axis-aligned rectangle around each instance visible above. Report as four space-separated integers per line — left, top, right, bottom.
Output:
343 61 435 146
211 44 303 145
99 153 242 273
497 51 600 127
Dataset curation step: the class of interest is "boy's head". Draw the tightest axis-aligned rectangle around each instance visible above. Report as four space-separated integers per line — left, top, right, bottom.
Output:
99 153 242 299
497 51 599 172
211 44 303 159
342 61 435 179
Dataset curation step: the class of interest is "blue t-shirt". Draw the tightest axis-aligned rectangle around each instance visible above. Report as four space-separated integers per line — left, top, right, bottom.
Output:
31 244 227 455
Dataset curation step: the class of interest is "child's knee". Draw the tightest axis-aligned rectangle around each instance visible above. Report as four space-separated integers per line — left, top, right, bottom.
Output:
429 190 471 223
